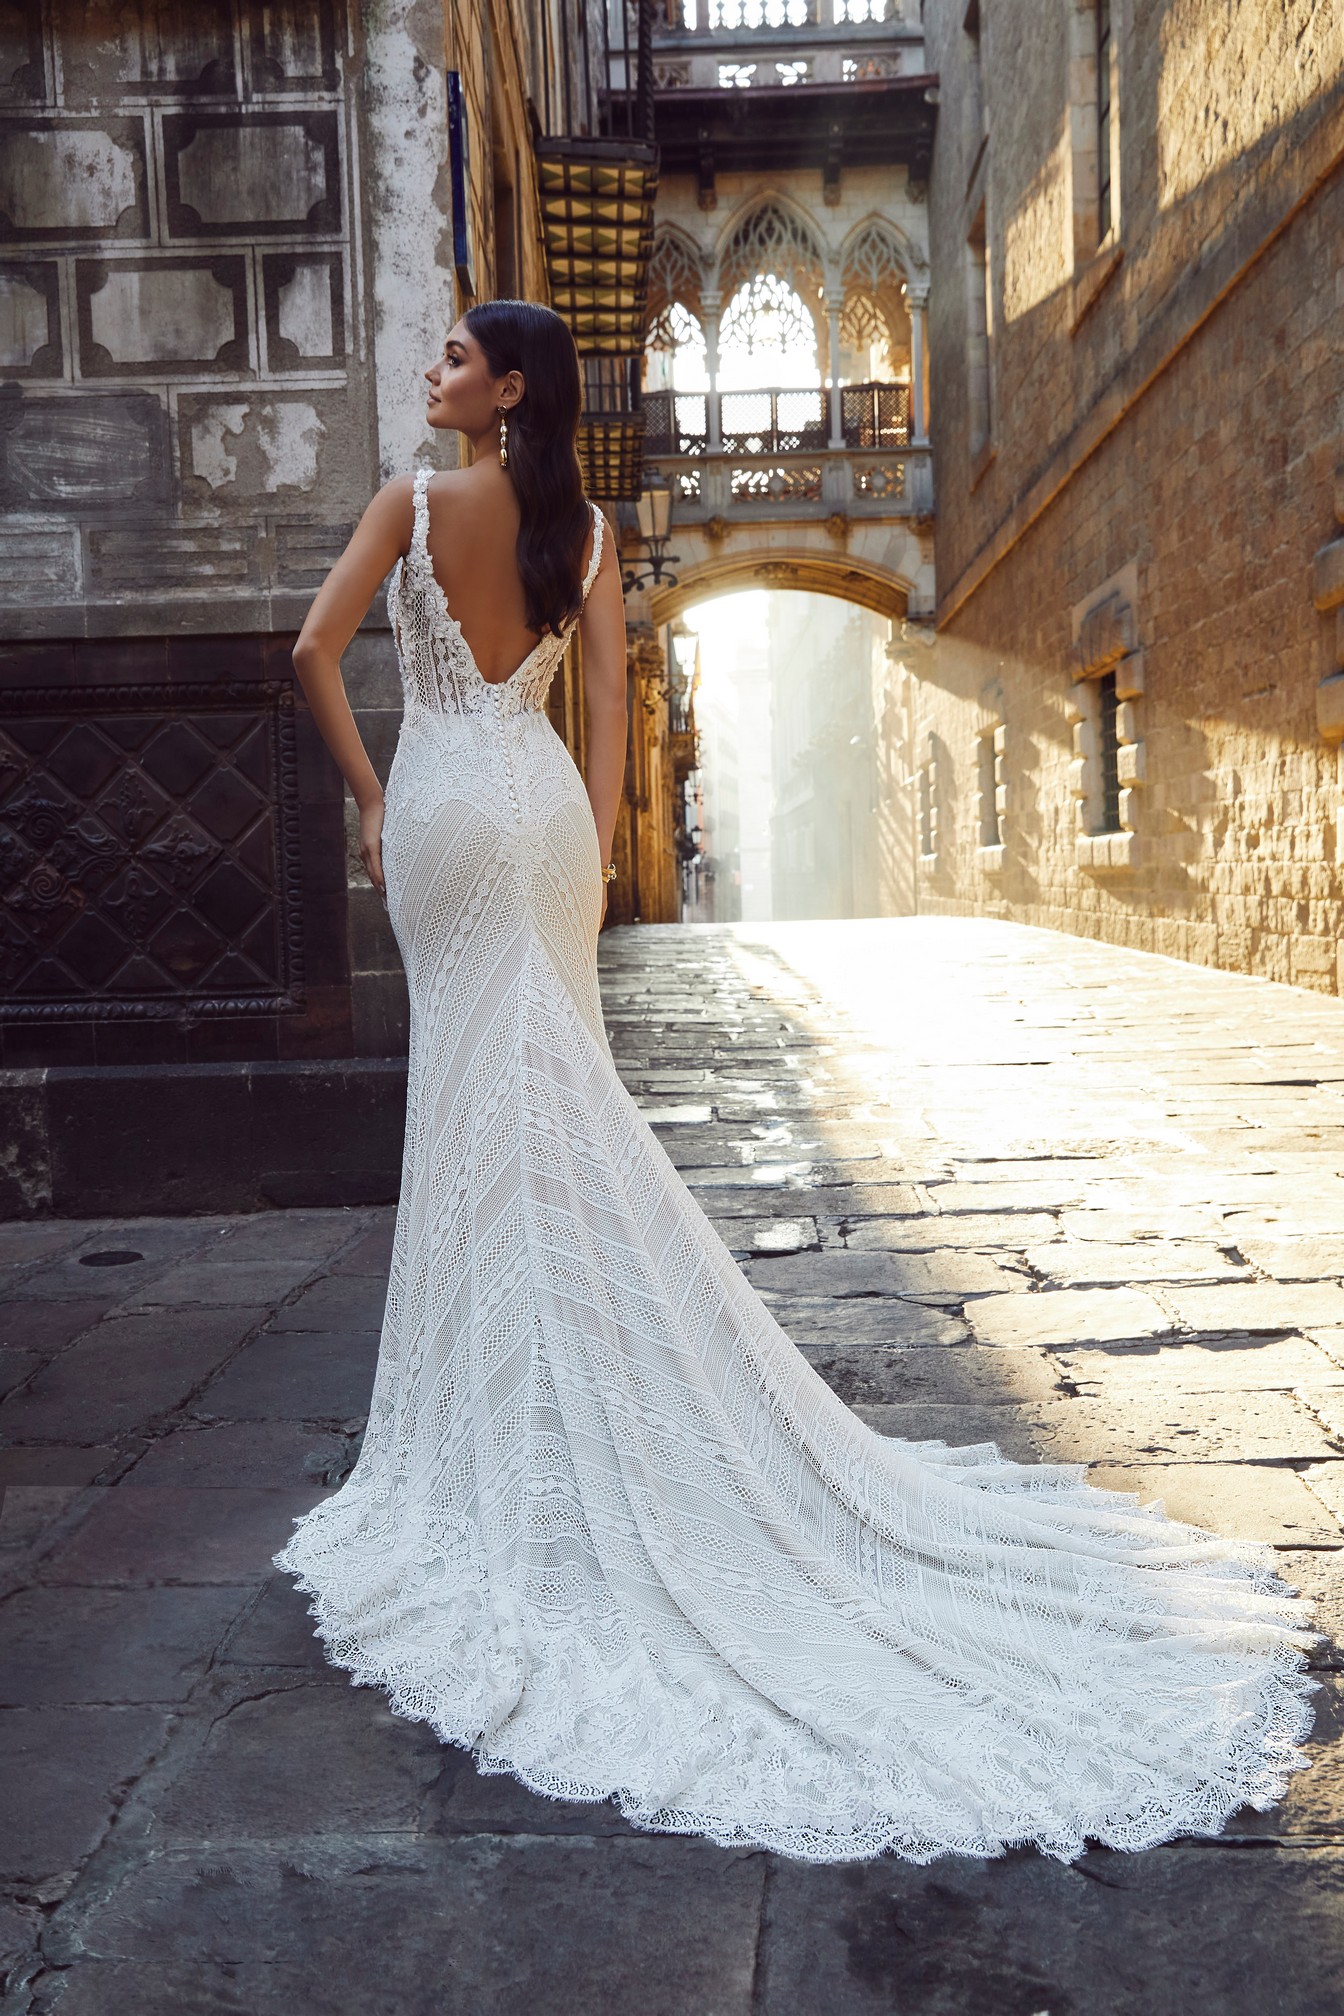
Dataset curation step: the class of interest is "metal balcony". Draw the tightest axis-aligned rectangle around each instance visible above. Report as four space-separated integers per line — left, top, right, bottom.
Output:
644 382 912 455
639 382 930 521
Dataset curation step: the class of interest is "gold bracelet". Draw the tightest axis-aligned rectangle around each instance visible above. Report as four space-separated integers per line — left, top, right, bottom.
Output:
601 861 617 883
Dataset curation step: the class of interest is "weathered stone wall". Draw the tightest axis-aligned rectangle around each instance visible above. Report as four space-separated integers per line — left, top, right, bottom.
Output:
0 0 452 636
918 0 1344 992
0 0 577 1069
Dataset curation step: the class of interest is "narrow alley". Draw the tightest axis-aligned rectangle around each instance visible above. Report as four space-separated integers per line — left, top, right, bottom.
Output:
2 916 1342 2014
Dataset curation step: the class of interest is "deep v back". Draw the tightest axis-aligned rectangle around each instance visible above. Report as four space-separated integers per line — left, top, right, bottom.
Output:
387 468 603 721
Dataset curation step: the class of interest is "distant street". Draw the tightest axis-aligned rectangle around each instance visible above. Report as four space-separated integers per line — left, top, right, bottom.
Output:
2 917 1343 2014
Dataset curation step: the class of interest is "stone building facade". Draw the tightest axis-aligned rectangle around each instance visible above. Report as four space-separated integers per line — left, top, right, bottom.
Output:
917 0 1344 991
0 0 662 1212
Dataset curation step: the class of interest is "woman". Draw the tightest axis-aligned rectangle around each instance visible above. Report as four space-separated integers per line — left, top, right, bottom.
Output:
275 298 1318 1865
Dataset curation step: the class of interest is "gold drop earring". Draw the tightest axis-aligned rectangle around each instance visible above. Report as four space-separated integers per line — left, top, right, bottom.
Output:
498 408 509 468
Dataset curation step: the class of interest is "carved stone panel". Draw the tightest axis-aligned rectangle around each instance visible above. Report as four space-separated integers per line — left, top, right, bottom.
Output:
0 390 172 512
0 678 304 1019
0 3 367 630
247 1 339 92
262 252 344 369
77 255 251 374
57 0 237 100
0 116 149 239
0 1 46 103
162 111 342 237
0 259 60 372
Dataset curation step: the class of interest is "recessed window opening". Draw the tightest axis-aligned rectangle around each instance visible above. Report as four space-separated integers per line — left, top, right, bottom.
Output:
978 731 1002 846
1095 667 1121 832
966 204 992 457
1096 0 1113 242
919 746 937 858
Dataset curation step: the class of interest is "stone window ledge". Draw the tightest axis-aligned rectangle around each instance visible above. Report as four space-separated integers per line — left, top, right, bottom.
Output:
1070 238 1124 334
918 852 939 875
976 843 1007 874
1077 830 1138 872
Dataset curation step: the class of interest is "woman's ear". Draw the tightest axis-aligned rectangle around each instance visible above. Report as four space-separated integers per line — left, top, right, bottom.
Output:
501 368 525 411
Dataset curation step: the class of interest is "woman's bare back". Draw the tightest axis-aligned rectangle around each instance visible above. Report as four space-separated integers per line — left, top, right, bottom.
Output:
420 468 596 687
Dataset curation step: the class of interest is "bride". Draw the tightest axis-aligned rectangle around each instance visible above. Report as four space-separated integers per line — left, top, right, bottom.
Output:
274 297 1318 1864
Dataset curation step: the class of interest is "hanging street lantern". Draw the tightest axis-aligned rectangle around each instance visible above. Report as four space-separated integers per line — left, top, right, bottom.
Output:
622 476 681 593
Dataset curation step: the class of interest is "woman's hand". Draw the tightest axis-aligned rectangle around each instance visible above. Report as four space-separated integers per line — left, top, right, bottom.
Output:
360 796 386 901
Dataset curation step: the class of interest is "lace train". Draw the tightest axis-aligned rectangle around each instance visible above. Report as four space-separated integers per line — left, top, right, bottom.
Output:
274 469 1319 1863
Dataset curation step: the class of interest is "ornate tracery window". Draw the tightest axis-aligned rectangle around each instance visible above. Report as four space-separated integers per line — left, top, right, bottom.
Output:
645 300 708 394
716 203 824 389
647 227 707 324
839 222 911 383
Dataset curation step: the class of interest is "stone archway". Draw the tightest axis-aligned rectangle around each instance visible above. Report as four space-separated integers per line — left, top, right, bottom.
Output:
645 517 927 629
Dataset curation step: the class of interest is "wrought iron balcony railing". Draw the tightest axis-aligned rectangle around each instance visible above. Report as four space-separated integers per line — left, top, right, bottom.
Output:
642 382 912 457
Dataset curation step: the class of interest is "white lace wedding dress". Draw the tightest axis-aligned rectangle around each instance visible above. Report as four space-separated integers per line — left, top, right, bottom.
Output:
274 468 1319 1864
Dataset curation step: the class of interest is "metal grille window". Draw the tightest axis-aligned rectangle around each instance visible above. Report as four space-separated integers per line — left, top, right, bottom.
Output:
918 742 938 859
1096 667 1121 832
978 730 1002 847
720 389 827 454
1097 0 1113 241
840 383 911 450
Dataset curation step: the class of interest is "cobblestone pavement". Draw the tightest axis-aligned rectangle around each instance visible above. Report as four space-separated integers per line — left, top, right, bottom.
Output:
3 917 1344 2015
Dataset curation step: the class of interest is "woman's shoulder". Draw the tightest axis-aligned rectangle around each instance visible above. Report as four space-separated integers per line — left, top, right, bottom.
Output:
587 498 617 552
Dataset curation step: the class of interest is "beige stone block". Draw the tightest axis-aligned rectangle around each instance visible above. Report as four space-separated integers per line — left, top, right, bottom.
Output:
1309 1330 1344 1370
1170 1282 1344 1333
1304 1460 1344 1532
1299 1388 1344 1443
1060 1205 1231 1242
1056 1335 1344 1392
1314 537 1344 613
1276 1549 1344 1662
1084 1462 1341 1546
1291 937 1338 980
1033 1389 1337 1466
967 1286 1175 1348
1116 739 1145 784
1320 673 1344 744
1240 1238 1344 1281
1026 1241 1249 1286
1113 649 1145 699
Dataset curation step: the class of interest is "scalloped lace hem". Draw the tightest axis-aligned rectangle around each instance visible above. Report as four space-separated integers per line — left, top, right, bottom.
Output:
272 1521 1321 1868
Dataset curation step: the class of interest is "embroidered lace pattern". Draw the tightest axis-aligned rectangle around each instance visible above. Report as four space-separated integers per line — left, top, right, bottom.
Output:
274 469 1320 1864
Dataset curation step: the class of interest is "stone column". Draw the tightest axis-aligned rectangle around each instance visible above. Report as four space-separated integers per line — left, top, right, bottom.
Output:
907 285 930 446
364 0 454 484
702 288 723 452
825 288 845 449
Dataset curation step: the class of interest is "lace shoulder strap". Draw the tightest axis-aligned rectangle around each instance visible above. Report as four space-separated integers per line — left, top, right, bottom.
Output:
408 466 432 580
580 500 603 603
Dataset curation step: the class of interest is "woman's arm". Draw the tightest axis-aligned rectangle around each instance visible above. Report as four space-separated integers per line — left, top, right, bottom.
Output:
577 511 628 915
290 477 413 898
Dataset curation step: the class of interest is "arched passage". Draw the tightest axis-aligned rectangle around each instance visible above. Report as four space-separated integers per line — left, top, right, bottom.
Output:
667 582 920 927
651 552 910 630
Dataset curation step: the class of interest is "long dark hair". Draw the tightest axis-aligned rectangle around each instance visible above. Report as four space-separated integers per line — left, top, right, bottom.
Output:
463 299 590 639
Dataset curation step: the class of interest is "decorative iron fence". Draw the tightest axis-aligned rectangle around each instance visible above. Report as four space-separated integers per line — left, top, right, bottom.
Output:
721 388 828 453
840 381 911 449
642 390 707 454
642 382 911 456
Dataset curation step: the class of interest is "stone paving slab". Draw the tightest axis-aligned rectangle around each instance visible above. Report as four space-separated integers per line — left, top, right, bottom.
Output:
32 1836 766 2016
755 1845 1344 2015
4 917 1344 2014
